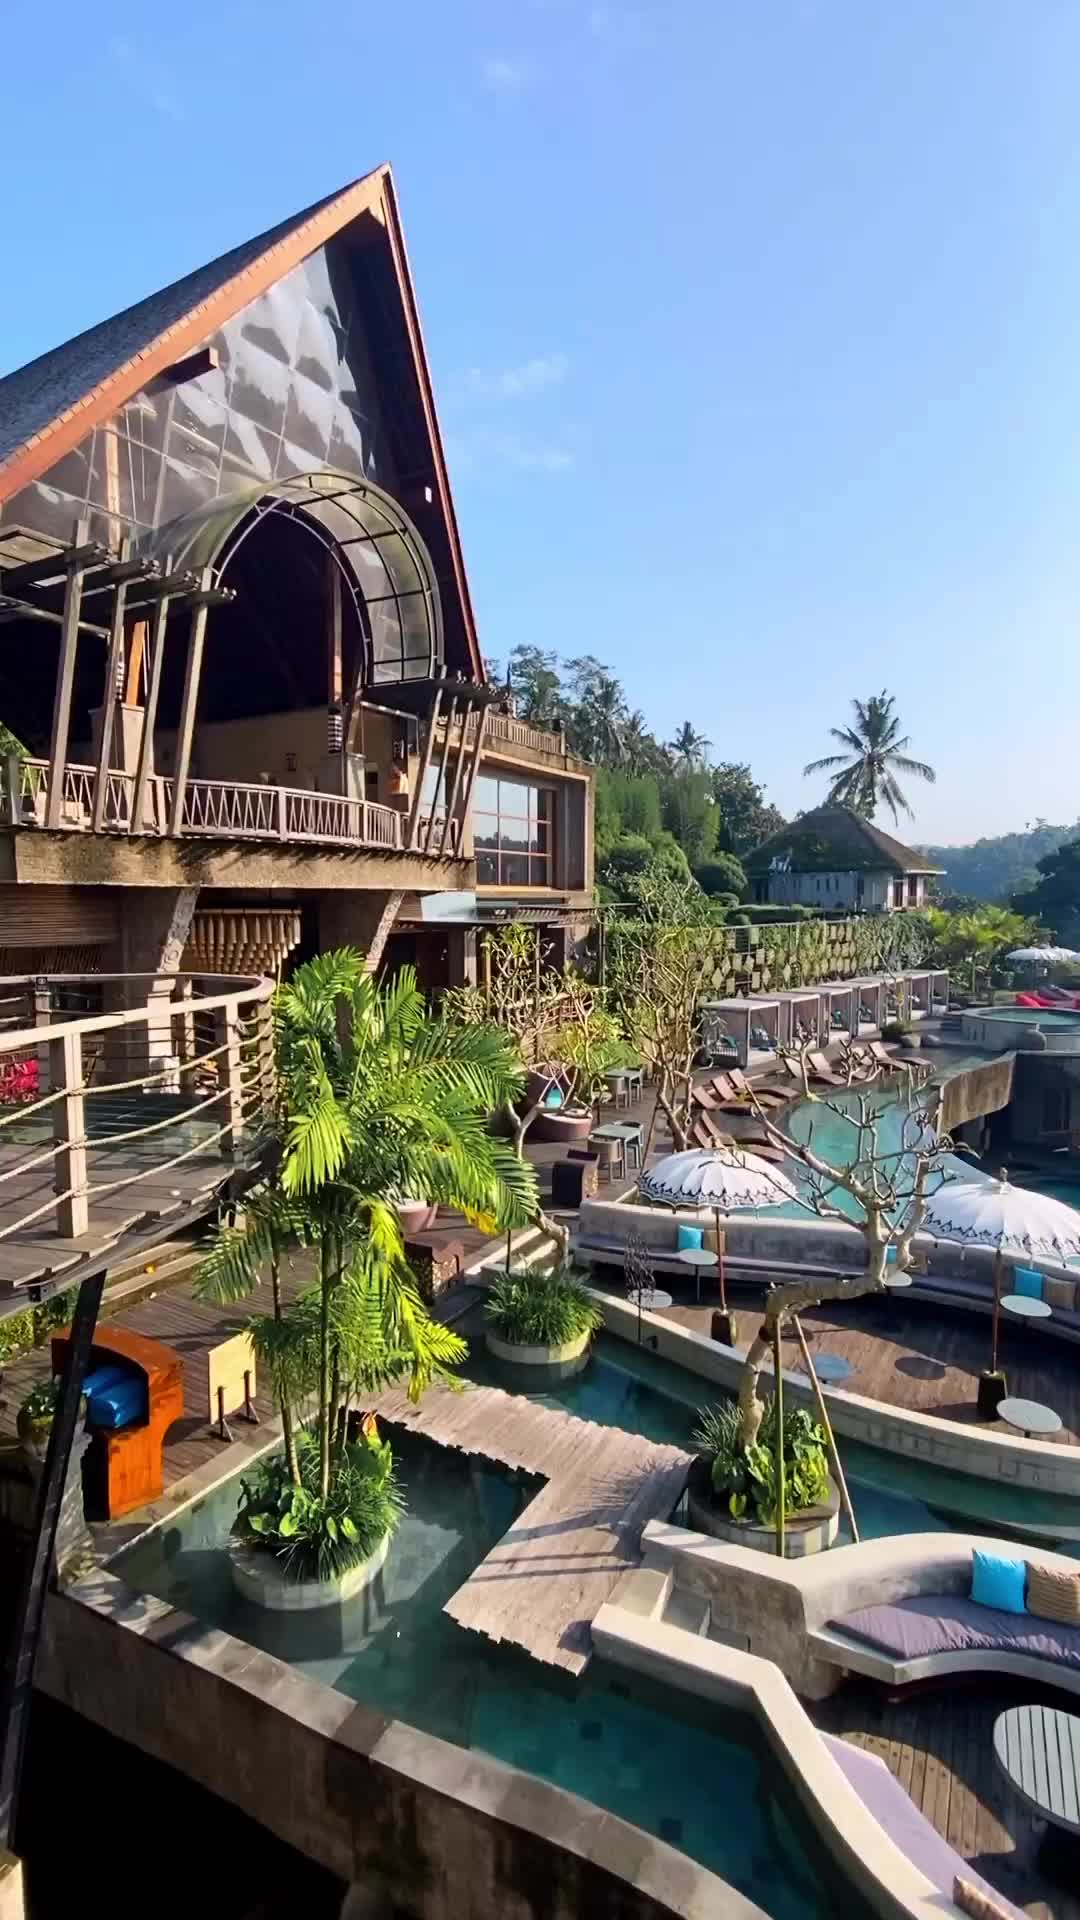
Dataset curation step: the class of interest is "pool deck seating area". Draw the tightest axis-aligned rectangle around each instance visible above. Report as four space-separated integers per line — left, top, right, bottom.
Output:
371 1376 692 1674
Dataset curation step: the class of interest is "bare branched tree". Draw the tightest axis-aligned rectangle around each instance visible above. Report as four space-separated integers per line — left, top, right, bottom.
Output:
605 872 718 1153
731 1053 948 1451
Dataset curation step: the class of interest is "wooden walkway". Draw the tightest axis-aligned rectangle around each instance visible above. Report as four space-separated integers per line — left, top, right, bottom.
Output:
816 1679 1080 1920
659 1292 1080 1446
372 1377 691 1674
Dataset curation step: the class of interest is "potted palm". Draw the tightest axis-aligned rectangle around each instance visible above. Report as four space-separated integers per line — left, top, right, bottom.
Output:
484 1266 604 1379
197 950 537 1610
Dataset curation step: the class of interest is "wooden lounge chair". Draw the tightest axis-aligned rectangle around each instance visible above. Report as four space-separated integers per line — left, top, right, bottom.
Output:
709 1072 737 1102
806 1050 848 1088
691 1083 720 1110
718 1066 793 1111
868 1040 904 1073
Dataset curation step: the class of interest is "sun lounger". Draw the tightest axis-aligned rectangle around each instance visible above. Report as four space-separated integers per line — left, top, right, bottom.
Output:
806 1050 848 1087
868 1040 904 1073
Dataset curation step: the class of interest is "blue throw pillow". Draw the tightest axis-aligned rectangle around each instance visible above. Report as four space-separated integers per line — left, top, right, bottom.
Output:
970 1550 1027 1615
884 1246 897 1267
544 1087 563 1109
677 1225 704 1251
1014 1267 1044 1300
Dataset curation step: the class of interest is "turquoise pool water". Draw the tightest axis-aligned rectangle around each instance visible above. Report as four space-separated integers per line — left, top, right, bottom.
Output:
470 1332 1080 1550
114 1429 845 1920
982 1008 1080 1026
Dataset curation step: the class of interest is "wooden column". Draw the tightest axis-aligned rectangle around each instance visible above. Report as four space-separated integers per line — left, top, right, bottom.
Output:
44 517 90 829
131 575 173 833
50 1029 88 1238
422 696 456 855
167 568 212 838
214 1001 245 1159
439 702 471 856
405 687 442 850
327 552 344 774
91 539 131 831
455 701 489 857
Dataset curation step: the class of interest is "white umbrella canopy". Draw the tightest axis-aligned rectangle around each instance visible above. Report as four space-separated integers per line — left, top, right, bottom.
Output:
923 1176 1080 1263
639 1147 798 1211
1006 946 1080 963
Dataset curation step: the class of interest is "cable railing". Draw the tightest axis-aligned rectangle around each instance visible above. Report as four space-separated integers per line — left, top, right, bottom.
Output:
0 972 274 1290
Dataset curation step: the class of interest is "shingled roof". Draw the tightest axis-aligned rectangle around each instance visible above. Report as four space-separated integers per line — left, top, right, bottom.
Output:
745 805 942 875
0 186 345 467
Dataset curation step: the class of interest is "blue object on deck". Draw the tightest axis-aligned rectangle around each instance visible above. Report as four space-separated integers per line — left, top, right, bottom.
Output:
884 1247 898 1267
677 1225 704 1251
86 1375 148 1431
1014 1267 1044 1300
544 1088 563 1109
81 1364 129 1403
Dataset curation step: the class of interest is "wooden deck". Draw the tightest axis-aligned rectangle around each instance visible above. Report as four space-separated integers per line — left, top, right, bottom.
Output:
658 1292 1080 1447
372 1376 691 1674
816 1678 1080 1920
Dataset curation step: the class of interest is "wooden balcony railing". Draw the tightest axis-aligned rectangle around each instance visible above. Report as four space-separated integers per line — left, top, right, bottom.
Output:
4 759 405 854
0 971 274 1293
451 711 569 757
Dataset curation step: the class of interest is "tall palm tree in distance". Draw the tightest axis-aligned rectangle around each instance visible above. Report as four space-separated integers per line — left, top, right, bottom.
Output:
803 691 935 823
667 721 712 772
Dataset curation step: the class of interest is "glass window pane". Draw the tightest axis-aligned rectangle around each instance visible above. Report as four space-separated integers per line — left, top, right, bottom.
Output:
474 776 499 814
498 780 531 820
529 856 549 885
476 850 498 884
500 854 529 887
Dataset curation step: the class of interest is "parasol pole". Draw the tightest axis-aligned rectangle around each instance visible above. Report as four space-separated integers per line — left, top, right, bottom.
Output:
774 1318 786 1559
793 1313 859 1543
713 1206 728 1311
990 1247 1004 1375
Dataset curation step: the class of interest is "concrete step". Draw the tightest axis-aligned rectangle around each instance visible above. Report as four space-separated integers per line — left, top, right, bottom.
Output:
664 1586 711 1637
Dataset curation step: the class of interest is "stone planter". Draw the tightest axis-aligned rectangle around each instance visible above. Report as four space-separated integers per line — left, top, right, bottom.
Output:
395 1199 438 1234
686 1456 840 1558
228 1530 390 1612
485 1325 592 1381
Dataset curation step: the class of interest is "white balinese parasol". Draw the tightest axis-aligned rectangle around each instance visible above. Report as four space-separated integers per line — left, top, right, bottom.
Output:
640 1147 798 1210
640 1148 798 1311
923 1174 1080 1375
1006 946 1080 964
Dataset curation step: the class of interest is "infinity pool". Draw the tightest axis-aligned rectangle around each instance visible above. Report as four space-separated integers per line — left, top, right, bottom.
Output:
114 1428 846 1920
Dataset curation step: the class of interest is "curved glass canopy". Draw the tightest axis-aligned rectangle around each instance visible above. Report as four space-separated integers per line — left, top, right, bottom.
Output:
139 469 443 685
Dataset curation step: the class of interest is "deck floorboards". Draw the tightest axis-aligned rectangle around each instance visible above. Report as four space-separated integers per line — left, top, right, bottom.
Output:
371 1376 691 1674
816 1679 1080 1920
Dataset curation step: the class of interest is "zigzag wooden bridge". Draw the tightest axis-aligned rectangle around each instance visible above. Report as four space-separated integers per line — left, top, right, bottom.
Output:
372 1378 692 1675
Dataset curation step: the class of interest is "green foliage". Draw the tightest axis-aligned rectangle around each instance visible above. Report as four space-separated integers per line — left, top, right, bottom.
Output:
880 1019 912 1042
234 1420 403 1582
710 763 786 857
0 1286 76 1365
922 904 1044 989
694 853 747 898
694 1400 830 1524
485 1267 604 1347
197 952 535 1512
1013 837 1080 947
803 691 935 823
919 819 1080 905
498 649 782 885
17 1378 61 1433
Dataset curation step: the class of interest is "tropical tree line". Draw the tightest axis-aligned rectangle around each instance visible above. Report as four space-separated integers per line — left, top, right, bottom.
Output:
490 645 785 901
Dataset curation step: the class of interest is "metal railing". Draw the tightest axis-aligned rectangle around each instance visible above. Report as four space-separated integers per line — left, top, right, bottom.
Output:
0 971 274 1280
5 759 404 854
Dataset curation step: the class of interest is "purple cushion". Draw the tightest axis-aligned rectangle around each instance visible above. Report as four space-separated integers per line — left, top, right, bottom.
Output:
830 1593 1080 1670
823 1736 1027 1920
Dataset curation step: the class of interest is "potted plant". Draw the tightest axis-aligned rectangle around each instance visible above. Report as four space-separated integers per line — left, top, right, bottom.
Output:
228 1413 403 1611
196 950 536 1612
484 1266 604 1378
17 1378 63 1464
688 1400 839 1557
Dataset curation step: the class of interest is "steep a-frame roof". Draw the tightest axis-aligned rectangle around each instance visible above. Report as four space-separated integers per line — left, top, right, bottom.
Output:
0 166 481 677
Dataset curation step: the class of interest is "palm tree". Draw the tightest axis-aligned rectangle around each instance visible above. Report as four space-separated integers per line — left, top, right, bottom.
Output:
196 952 537 1502
803 692 934 822
622 710 659 776
667 721 711 772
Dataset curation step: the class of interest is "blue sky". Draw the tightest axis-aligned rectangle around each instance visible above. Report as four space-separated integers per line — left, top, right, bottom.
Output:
4 0 1079 844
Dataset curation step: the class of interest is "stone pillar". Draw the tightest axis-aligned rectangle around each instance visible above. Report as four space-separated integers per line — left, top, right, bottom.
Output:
317 892 403 974
102 887 199 1079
